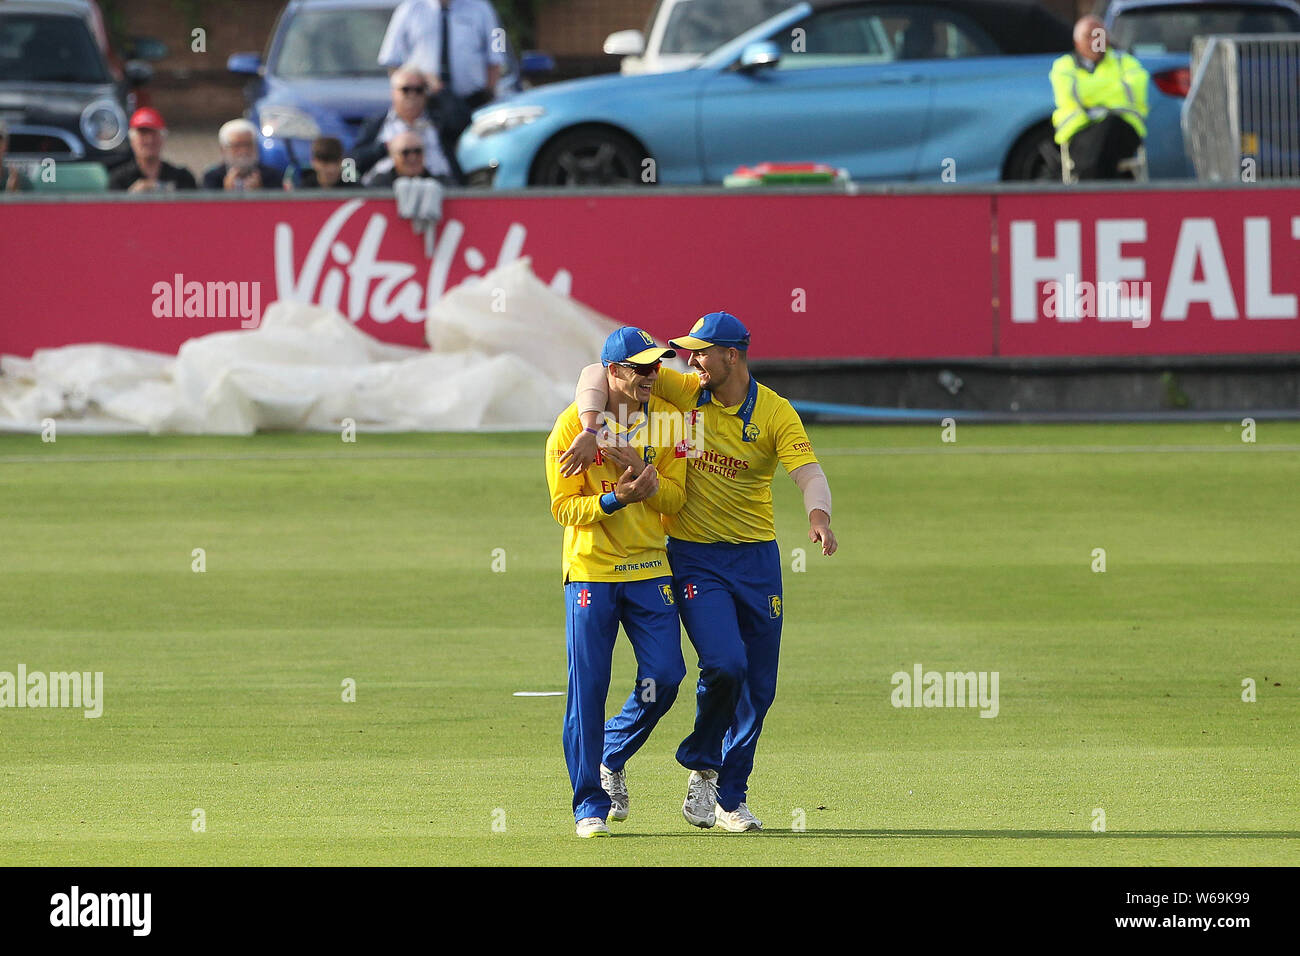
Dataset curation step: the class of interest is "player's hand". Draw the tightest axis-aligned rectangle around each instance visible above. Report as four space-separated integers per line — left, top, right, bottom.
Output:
560 430 601 477
631 464 659 500
809 513 837 556
602 442 645 475
614 464 657 503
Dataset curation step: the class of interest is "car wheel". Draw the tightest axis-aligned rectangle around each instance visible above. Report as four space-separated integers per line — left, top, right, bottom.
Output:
531 128 650 186
1004 125 1061 182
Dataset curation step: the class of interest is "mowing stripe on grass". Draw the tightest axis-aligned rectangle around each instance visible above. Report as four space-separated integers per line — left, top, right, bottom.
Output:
2 443 1298 466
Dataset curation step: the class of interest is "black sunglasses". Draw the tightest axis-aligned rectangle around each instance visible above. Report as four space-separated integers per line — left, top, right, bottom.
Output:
619 360 661 375
398 85 427 95
399 147 424 157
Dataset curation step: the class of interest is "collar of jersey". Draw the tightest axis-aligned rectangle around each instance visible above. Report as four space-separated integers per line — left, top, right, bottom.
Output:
697 376 759 441
605 402 648 436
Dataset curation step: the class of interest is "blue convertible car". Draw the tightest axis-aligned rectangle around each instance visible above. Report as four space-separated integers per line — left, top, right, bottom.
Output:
458 0 1195 186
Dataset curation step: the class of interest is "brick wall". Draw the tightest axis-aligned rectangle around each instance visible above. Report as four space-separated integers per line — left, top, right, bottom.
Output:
102 0 284 125
536 0 655 56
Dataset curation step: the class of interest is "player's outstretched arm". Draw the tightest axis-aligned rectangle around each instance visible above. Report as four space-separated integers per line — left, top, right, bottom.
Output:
561 364 702 477
560 364 609 477
547 422 618 526
791 463 837 556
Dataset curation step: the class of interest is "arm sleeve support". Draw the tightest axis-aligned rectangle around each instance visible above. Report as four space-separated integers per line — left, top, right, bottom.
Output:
790 462 832 519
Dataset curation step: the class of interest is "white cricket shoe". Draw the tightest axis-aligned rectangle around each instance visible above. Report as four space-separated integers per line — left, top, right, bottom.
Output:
682 769 719 828
575 817 610 838
715 802 763 832
600 764 629 822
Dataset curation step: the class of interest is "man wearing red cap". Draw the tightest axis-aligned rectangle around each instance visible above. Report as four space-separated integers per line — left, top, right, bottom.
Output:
109 108 197 193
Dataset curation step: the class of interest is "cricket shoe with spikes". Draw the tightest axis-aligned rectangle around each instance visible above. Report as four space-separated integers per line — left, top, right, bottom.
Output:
682 769 718 828
575 817 610 838
600 764 629 822
714 802 763 832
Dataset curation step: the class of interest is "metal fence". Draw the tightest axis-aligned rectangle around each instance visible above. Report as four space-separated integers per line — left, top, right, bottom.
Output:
1184 34 1300 181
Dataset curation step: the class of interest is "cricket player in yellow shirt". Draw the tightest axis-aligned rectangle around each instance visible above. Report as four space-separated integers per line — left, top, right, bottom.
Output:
562 311 837 832
545 327 688 838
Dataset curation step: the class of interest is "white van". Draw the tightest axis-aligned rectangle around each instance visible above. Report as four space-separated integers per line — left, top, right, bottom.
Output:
604 0 793 74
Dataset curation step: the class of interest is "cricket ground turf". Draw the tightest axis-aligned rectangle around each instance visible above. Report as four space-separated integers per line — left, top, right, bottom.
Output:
1 423 1296 866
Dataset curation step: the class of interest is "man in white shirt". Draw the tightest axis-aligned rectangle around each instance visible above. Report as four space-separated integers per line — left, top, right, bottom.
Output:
378 0 507 151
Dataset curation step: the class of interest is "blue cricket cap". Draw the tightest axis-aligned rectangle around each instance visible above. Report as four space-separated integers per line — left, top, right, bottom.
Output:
601 326 676 366
670 311 751 351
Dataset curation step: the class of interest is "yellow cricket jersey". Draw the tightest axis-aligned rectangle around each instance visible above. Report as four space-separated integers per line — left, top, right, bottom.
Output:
653 368 818 543
545 399 686 583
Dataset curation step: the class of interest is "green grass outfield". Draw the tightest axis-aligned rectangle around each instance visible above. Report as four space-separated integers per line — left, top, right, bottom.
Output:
1 422 1296 866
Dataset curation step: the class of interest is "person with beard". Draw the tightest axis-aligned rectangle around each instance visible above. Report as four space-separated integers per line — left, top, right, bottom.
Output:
202 119 284 191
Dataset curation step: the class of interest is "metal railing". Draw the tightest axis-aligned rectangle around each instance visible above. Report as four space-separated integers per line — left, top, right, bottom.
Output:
1184 34 1300 181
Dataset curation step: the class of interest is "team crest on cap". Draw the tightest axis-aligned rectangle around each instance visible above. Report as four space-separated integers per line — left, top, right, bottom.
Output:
743 422 761 442
768 595 782 619
659 584 674 605
636 329 654 345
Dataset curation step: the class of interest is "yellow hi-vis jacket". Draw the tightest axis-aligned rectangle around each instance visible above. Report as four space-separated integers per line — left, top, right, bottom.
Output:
1050 49 1150 145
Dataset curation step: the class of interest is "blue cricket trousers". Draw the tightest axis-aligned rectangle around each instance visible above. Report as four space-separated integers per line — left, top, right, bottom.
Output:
563 577 686 822
668 538 783 813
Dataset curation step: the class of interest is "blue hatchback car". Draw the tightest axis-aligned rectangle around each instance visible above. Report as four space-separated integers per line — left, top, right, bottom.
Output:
458 0 1197 187
228 0 551 176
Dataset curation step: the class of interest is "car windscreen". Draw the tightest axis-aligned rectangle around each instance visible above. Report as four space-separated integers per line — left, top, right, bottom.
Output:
1111 3 1300 54
272 7 395 78
661 0 794 55
0 13 110 83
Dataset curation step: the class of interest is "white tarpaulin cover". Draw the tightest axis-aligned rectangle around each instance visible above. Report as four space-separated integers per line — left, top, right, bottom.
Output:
0 259 661 434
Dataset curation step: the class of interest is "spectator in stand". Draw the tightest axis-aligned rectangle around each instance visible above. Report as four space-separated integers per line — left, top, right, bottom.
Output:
352 65 455 184
377 0 505 160
109 108 198 192
293 136 357 189
368 130 447 187
1 119 30 192
202 119 284 191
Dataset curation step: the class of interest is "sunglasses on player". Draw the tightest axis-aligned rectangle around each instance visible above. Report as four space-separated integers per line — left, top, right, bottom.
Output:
398 85 427 95
399 147 424 157
618 360 661 375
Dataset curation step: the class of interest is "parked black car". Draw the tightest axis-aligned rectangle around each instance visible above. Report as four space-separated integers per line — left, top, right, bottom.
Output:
0 0 154 168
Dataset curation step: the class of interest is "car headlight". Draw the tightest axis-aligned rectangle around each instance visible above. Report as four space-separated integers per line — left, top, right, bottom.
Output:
80 99 127 150
258 105 321 141
470 105 546 139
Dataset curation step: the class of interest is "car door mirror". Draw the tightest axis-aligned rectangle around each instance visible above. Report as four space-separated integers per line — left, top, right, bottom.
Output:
128 36 169 62
604 30 645 56
124 60 153 86
226 52 263 76
738 41 781 71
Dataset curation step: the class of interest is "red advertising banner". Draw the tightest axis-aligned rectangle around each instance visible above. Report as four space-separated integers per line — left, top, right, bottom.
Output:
2 188 1297 361
997 190 1300 357
1 193 991 361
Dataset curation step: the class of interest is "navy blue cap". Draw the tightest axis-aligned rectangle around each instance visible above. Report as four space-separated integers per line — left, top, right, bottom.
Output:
669 311 751 351
601 326 676 366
